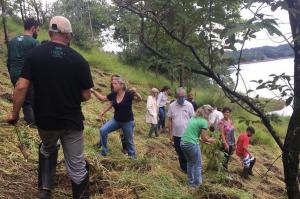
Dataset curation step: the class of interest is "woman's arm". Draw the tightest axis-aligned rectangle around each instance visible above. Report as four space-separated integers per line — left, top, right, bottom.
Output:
219 123 229 149
130 87 142 101
99 102 113 120
200 129 216 144
91 88 108 101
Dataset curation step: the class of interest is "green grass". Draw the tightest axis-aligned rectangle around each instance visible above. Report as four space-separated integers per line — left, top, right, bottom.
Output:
0 18 289 199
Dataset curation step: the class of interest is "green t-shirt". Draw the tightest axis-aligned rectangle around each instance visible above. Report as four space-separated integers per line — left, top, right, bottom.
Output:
7 35 39 81
181 117 208 145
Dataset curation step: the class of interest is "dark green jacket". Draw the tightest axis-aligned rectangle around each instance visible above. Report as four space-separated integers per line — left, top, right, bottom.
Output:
7 35 39 84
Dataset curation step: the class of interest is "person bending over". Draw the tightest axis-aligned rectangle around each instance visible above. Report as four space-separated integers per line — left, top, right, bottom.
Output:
180 105 216 187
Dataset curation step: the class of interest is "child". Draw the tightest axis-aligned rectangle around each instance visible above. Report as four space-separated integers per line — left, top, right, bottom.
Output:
236 126 256 179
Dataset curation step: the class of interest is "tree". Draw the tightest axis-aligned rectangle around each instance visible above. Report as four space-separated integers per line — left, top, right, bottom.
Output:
113 0 239 87
282 0 300 198
113 1 300 198
114 0 300 199
51 0 113 49
0 0 9 48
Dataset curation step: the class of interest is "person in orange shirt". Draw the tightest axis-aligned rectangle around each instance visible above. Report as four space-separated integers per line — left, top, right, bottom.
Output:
236 126 256 179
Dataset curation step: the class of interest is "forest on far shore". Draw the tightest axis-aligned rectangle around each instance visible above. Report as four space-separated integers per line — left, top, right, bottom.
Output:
227 44 294 63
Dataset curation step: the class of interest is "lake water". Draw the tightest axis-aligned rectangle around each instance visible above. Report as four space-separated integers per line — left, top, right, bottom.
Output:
232 58 294 116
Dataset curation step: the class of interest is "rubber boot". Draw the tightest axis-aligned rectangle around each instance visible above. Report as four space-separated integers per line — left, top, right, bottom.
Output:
223 151 229 170
72 161 90 199
38 144 59 199
241 167 250 179
248 158 256 176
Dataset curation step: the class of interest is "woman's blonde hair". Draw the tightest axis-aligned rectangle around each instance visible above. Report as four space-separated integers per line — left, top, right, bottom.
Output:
195 105 213 119
114 76 127 90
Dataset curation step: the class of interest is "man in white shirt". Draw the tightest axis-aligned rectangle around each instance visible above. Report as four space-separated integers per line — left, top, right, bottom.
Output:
167 87 195 173
208 105 224 132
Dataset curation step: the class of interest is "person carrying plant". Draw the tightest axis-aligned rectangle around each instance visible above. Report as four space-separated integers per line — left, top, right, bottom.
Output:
180 105 216 187
236 126 256 179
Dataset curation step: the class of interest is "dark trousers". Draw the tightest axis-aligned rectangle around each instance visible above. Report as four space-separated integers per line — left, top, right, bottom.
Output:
223 145 234 168
23 85 35 125
11 76 35 125
173 136 187 172
148 124 158 137
158 107 165 130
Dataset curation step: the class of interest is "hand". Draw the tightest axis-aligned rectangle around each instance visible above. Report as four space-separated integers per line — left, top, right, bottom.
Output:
224 143 229 151
210 138 217 144
90 88 95 93
130 87 137 94
7 113 19 125
97 112 104 121
169 135 173 143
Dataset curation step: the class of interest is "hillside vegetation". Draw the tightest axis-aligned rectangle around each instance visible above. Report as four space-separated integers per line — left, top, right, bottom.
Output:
0 19 288 199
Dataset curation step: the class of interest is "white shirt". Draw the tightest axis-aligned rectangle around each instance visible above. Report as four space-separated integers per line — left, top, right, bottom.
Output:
208 109 224 131
157 92 168 107
145 96 158 124
167 100 195 137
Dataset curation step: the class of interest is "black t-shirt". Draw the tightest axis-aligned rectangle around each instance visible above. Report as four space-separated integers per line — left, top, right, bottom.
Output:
107 90 134 122
21 42 94 130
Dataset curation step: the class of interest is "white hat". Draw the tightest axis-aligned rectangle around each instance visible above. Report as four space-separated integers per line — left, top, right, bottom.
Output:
151 88 159 93
49 16 72 34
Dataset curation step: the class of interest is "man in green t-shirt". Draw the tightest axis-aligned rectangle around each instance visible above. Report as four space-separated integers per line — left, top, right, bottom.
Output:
7 18 39 126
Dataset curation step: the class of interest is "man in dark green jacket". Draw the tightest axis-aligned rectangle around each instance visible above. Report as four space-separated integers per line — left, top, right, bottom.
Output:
7 18 39 126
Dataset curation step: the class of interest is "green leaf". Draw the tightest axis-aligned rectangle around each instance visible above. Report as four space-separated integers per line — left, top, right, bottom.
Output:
224 24 246 37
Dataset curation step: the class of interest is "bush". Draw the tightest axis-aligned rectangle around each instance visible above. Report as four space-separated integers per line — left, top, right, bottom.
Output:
201 133 224 171
250 128 275 147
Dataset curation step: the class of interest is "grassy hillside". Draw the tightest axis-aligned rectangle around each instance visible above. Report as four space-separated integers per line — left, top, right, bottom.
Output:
0 19 288 199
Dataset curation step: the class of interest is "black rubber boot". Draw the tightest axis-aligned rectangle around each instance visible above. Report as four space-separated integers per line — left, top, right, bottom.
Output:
241 167 250 179
248 158 256 176
38 144 59 199
72 161 90 199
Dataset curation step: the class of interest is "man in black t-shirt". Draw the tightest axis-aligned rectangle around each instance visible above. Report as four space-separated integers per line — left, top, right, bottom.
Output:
7 16 93 199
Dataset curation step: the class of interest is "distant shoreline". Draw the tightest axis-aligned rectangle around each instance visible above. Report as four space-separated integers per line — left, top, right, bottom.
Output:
239 56 293 65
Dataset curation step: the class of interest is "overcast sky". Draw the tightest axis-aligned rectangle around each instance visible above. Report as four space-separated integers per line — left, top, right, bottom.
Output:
241 5 291 49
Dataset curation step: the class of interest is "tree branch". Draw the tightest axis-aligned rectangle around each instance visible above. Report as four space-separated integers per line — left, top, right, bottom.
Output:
115 0 284 150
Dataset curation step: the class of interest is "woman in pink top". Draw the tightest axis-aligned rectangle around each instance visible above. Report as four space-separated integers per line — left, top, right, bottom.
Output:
219 107 235 169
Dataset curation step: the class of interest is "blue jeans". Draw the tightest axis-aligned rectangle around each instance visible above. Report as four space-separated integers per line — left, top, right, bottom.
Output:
158 107 165 130
99 119 136 158
180 142 202 186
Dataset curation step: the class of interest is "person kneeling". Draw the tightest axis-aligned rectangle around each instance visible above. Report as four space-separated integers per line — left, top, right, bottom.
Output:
236 126 256 179
180 105 216 187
